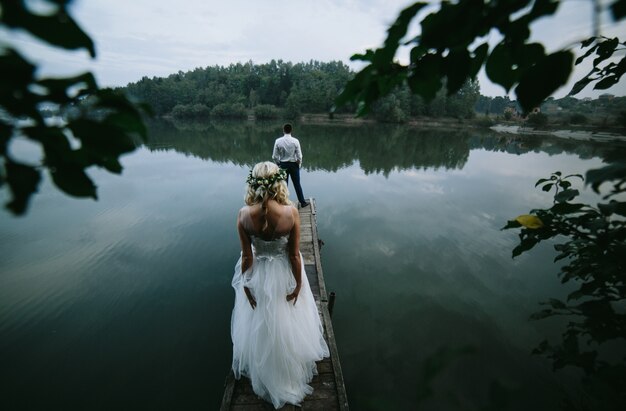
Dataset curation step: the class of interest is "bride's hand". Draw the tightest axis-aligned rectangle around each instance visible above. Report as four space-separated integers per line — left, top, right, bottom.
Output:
244 286 257 310
286 286 301 305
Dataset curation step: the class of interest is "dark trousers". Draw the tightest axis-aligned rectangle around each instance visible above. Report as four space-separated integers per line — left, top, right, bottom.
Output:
279 161 307 205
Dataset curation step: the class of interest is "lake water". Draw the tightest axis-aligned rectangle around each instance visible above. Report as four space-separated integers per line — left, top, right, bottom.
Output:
1 120 624 410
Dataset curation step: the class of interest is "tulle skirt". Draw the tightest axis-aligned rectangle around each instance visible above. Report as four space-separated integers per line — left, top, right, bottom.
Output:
231 252 329 409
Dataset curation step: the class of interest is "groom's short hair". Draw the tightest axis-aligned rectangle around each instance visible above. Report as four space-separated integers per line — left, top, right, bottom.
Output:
283 123 292 134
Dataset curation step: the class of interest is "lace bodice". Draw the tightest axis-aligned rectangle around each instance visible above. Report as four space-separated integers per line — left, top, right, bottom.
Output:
251 236 289 260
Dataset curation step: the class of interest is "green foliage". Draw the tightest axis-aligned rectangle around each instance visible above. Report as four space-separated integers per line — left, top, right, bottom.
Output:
284 92 302 120
253 104 280 119
371 93 408 123
570 35 626 95
1 0 95 57
336 0 626 115
503 168 626 408
474 116 495 128
171 103 211 119
210 103 247 119
526 112 548 127
124 60 354 117
0 0 147 215
369 78 480 120
569 113 588 125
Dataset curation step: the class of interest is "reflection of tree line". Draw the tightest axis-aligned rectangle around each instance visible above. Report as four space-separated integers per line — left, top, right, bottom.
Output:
144 120 626 173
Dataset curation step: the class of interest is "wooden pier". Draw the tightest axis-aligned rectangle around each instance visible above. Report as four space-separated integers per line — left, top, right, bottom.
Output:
220 198 349 411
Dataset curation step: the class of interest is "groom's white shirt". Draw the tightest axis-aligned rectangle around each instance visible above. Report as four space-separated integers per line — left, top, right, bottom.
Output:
272 133 303 164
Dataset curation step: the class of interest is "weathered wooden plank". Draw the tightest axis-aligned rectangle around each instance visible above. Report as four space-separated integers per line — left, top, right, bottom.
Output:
220 371 236 411
301 399 340 411
316 360 334 374
320 303 349 411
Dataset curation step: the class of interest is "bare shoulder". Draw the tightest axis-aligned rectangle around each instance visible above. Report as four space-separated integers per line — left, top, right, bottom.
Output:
288 204 299 220
238 205 253 221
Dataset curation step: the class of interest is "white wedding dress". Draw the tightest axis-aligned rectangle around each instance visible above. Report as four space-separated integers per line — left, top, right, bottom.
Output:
231 234 330 409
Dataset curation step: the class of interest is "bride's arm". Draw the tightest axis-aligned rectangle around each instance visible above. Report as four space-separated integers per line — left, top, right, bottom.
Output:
237 210 256 309
286 207 302 305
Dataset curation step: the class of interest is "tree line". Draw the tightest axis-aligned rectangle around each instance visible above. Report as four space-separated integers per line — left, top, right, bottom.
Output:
122 60 353 119
121 59 488 122
122 60 626 126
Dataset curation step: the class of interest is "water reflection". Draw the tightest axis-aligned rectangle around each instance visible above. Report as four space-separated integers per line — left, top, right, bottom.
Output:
146 119 626 174
2 120 625 410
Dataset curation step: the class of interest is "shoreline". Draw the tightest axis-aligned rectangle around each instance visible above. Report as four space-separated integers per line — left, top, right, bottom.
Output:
164 113 626 141
490 124 626 142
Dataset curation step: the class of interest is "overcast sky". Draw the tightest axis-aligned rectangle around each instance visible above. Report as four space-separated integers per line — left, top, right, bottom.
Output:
6 0 626 98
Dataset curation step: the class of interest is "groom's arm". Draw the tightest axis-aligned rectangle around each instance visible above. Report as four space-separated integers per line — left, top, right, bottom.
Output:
272 140 280 163
295 139 302 167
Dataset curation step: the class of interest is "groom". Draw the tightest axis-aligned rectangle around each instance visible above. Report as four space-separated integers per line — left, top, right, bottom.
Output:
272 123 309 208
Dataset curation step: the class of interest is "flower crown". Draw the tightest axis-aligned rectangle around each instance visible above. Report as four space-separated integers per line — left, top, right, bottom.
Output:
246 168 287 190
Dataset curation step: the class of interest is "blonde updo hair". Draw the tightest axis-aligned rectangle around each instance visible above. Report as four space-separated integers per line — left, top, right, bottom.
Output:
245 161 291 206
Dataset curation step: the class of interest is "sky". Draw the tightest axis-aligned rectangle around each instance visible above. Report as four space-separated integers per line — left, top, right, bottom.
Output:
5 0 626 98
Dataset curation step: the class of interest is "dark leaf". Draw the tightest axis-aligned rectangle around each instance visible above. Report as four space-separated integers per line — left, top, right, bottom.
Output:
586 162 626 193
105 112 148 142
469 43 489 79
555 189 580 203
0 48 36 88
382 3 428 62
542 183 554 192
485 43 518 92
554 252 569 262
612 0 626 20
350 49 376 62
516 51 574 112
567 290 584 300
575 43 598 65
1 2 96 57
547 298 566 309
37 72 98 102
528 0 560 19
487 42 546 94
335 66 374 107
598 200 626 217
593 37 619 67
568 71 594 96
21 126 83 168
5 160 41 215
564 173 583 180
502 219 522 230
50 166 97 199
581 37 597 48
98 158 123 174
532 339 550 355
593 75 619 90
535 178 550 187
550 202 584 214
512 237 539 258
407 54 443 101
530 309 554 320
68 119 137 156
558 180 571 189
0 121 13 155
444 48 471 94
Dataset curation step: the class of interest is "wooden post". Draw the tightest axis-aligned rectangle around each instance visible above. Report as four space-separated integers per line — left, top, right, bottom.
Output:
328 291 336 317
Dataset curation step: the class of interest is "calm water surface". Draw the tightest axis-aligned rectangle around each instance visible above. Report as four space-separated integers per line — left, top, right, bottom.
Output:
1 121 624 410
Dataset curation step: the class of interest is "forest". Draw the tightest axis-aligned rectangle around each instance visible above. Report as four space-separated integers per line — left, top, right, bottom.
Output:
121 59 479 122
122 59 626 126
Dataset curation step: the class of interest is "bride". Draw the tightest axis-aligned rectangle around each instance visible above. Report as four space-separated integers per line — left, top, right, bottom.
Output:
231 161 329 409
